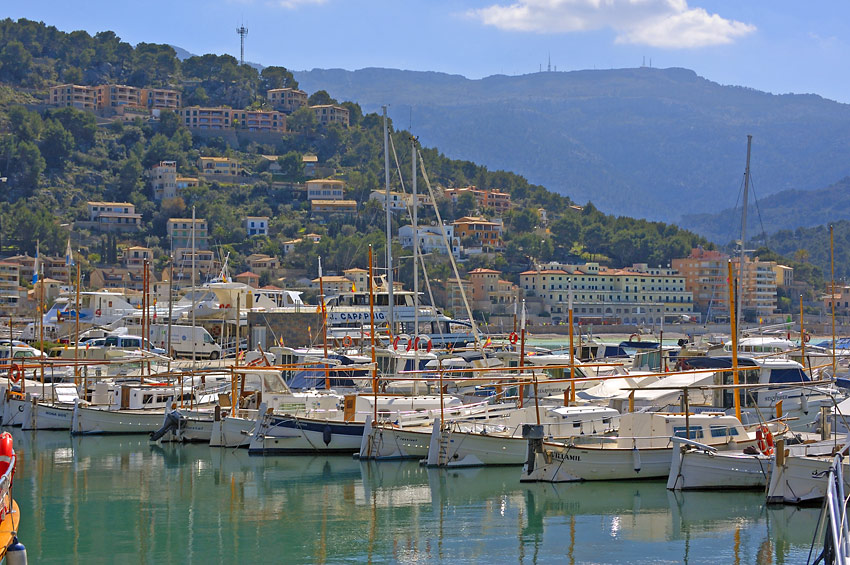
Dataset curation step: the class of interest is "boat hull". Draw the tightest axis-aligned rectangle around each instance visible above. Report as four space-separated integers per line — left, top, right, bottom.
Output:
210 414 256 448
521 442 675 482
249 414 364 455
667 448 773 490
1 397 28 427
21 401 73 431
359 421 431 460
766 455 850 504
71 403 166 435
428 425 528 467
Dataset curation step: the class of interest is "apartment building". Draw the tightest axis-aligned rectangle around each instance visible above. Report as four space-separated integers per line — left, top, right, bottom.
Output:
244 216 269 237
167 218 209 250
179 106 233 129
140 88 182 110
398 224 460 257
310 200 357 220
95 84 142 109
310 105 350 127
198 156 239 178
266 88 308 113
672 248 782 320
49 84 97 111
469 268 518 313
247 254 280 272
306 179 346 200
520 262 694 324
0 262 21 314
85 202 142 233
444 186 512 213
452 216 504 251
89 267 154 292
232 110 286 133
123 246 152 270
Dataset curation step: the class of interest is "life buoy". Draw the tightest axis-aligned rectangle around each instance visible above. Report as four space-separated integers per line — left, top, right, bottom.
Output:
0 432 13 486
412 336 420 351
425 338 433 353
393 336 400 351
756 426 773 455
804 333 811 343
95 309 102 316
8 364 21 384
509 332 519 345
629 333 639 343
342 335 353 347
406 339 413 352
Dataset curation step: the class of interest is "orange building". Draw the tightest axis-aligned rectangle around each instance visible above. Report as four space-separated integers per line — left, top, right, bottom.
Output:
452 216 504 251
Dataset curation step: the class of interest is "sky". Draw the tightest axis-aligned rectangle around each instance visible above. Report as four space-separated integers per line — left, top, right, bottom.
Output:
7 1 850 103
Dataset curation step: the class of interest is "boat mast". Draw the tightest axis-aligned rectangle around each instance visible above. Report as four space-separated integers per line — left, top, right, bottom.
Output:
383 106 394 337
191 205 196 373
736 134 752 337
412 135 419 392
831 224 837 379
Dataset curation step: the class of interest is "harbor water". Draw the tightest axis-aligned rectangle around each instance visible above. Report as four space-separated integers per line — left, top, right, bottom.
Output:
13 429 819 563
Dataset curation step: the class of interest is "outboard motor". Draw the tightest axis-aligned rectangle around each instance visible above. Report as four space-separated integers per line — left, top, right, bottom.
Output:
522 424 544 475
150 410 184 442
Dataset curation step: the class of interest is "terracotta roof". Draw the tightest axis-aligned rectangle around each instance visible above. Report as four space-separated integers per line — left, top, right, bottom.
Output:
235 271 259 279
469 268 501 274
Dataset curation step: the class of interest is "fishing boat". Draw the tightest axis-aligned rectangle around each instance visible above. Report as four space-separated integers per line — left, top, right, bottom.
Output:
766 440 850 504
248 394 461 455
520 411 774 482
20 383 80 430
666 436 776 491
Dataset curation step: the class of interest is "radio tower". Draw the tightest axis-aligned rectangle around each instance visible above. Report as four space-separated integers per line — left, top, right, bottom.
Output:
236 24 248 65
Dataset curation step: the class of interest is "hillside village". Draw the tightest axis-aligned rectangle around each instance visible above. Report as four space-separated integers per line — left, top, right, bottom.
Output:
0 19 838 331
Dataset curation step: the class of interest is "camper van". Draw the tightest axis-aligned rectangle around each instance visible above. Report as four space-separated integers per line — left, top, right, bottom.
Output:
148 325 222 359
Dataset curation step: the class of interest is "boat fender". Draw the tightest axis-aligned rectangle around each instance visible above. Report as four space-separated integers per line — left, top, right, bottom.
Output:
0 432 13 486
801 394 809 415
5 537 26 565
323 424 332 446
632 446 641 473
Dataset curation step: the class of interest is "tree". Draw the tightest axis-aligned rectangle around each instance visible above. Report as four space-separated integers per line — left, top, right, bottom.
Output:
288 107 317 133
47 107 97 149
308 90 336 106
276 151 304 181
455 192 476 217
261 66 298 90
7 106 42 142
118 157 143 194
0 40 33 82
157 110 181 137
40 119 74 171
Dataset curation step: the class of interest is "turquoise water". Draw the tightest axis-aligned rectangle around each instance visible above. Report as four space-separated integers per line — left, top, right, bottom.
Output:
11 430 820 564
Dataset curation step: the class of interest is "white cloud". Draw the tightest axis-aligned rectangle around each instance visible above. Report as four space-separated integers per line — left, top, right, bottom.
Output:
274 0 327 9
469 0 755 48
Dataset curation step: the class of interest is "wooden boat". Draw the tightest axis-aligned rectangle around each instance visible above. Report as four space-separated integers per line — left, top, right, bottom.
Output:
20 383 80 431
666 436 774 490
766 440 850 504
520 412 771 482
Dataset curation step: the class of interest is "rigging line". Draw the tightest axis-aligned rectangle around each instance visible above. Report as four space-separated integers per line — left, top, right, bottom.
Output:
418 147 482 350
747 175 769 246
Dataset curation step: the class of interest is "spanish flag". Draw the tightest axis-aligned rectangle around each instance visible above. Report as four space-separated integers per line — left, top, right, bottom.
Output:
351 282 356 292
484 337 492 348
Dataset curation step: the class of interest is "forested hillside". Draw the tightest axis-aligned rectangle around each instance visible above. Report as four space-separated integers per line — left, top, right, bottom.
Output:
0 18 726 289
294 67 850 224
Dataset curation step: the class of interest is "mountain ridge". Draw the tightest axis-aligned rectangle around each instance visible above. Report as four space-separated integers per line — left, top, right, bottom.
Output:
293 66 850 225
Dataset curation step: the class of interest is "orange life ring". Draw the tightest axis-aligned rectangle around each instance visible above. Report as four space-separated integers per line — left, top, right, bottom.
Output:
95 309 102 316
342 335 353 347
509 332 519 345
8 364 21 384
756 426 773 455
0 432 13 486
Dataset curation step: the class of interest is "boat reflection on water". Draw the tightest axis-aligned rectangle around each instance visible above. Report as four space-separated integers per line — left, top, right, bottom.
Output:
10 430 822 563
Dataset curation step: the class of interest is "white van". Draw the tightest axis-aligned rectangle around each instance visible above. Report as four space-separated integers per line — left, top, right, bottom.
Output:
148 325 222 360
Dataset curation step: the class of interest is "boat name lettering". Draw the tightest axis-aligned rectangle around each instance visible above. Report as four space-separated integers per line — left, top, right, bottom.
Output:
552 452 581 462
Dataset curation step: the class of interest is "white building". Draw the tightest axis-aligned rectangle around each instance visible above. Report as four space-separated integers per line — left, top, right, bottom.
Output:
244 216 269 237
398 224 460 258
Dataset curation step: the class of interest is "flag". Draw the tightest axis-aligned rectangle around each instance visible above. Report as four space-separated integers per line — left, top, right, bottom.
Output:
484 337 492 348
65 237 74 266
32 241 40 285
351 282 356 292
278 336 284 346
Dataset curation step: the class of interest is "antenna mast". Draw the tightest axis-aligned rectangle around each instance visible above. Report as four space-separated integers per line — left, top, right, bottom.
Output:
236 24 248 65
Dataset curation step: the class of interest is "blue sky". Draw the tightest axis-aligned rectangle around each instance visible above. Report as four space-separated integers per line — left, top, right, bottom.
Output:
7 1 850 103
